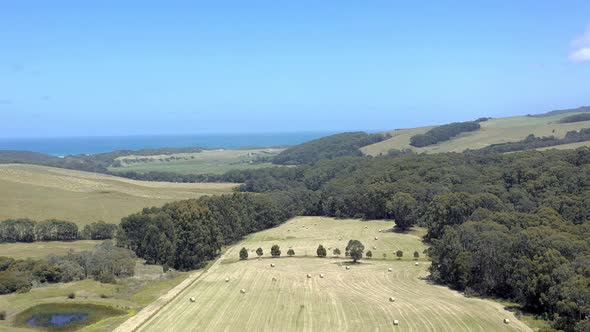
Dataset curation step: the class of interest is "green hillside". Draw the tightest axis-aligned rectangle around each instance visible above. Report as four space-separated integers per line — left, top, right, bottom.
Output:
361 108 590 156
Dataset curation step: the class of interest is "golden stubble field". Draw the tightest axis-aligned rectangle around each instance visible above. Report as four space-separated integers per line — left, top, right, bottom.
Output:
136 217 531 332
0 164 236 225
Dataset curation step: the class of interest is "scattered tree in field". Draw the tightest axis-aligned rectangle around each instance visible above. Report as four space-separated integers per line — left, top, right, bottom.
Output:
240 247 248 260
366 250 373 259
316 244 327 257
346 240 365 263
271 245 281 257
333 248 341 257
413 251 419 260
256 247 264 257
287 248 295 256
396 250 403 260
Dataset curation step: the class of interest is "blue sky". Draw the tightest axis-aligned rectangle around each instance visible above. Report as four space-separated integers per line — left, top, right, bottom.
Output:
1 0 589 138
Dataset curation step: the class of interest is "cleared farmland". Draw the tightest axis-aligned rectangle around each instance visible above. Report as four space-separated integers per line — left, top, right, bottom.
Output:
0 240 103 259
0 164 235 226
136 217 531 332
361 112 590 156
109 148 284 175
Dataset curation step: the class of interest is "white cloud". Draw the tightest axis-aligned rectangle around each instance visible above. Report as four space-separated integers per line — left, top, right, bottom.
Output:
570 23 590 63
569 48 590 63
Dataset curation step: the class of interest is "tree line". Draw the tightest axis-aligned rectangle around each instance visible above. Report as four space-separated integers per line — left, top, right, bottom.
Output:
0 219 117 242
470 128 590 154
409 121 481 147
116 193 290 270
0 241 135 295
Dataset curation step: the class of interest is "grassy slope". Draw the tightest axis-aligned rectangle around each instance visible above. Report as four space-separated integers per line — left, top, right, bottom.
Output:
108 148 284 175
361 112 590 156
0 262 190 332
138 217 531 332
0 240 103 260
0 164 235 226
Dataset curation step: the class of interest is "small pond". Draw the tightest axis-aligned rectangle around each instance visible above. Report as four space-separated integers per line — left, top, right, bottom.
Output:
27 313 89 328
15 303 125 331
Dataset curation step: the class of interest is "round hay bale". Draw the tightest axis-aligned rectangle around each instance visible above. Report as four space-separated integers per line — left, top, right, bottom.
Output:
225 278 230 282
240 289 246 294
189 297 196 302
345 266 350 270
320 273 325 278
415 262 419 266
388 268 392 272
307 274 312 278
503 319 510 324
270 263 275 267
389 297 396 302
374 236 379 240
393 319 399 325
373 246 377 250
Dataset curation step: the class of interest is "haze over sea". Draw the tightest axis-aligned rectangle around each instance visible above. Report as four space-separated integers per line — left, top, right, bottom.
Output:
0 132 331 156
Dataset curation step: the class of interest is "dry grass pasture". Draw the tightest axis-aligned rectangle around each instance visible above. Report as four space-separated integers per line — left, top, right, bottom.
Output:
136 217 531 332
361 112 590 156
0 240 103 260
109 148 284 175
0 164 236 226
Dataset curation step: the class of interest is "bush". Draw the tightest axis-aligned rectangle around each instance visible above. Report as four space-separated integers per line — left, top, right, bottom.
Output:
396 250 403 259
316 245 327 258
67 292 76 299
256 248 263 257
0 310 6 320
95 271 117 284
413 251 420 259
366 250 373 259
287 249 295 257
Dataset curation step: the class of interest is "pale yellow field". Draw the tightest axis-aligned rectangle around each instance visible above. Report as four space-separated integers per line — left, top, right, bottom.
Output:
361 113 590 156
0 164 236 225
0 240 103 259
136 217 531 332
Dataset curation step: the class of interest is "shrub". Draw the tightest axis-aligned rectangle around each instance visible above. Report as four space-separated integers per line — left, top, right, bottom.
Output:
333 248 341 257
316 245 327 258
413 251 419 259
396 250 403 259
67 292 76 299
366 250 372 259
287 249 295 257
256 248 263 257
96 271 117 284
0 310 6 320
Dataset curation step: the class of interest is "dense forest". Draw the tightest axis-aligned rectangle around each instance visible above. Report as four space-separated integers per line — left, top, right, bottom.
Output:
271 132 389 165
0 219 117 242
409 121 481 147
472 128 590 154
116 193 289 270
0 241 135 294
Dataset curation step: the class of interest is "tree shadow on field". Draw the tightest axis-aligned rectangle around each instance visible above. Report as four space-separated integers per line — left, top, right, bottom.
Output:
332 260 374 267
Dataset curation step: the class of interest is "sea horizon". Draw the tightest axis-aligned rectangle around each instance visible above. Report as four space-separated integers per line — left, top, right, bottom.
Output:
0 132 334 156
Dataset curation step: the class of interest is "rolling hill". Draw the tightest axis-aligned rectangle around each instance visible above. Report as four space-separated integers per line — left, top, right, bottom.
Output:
361 107 590 156
0 164 236 225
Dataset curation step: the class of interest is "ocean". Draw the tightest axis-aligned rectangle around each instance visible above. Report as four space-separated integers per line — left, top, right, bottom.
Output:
0 132 331 156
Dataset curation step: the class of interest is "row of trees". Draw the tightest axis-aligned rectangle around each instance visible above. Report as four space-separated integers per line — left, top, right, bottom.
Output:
409 121 480 147
0 219 117 242
0 241 135 295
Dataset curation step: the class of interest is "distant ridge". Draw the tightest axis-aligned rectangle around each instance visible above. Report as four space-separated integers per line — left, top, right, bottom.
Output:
528 106 590 118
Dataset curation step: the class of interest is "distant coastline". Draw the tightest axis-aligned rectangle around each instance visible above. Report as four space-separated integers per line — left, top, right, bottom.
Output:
0 132 332 156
